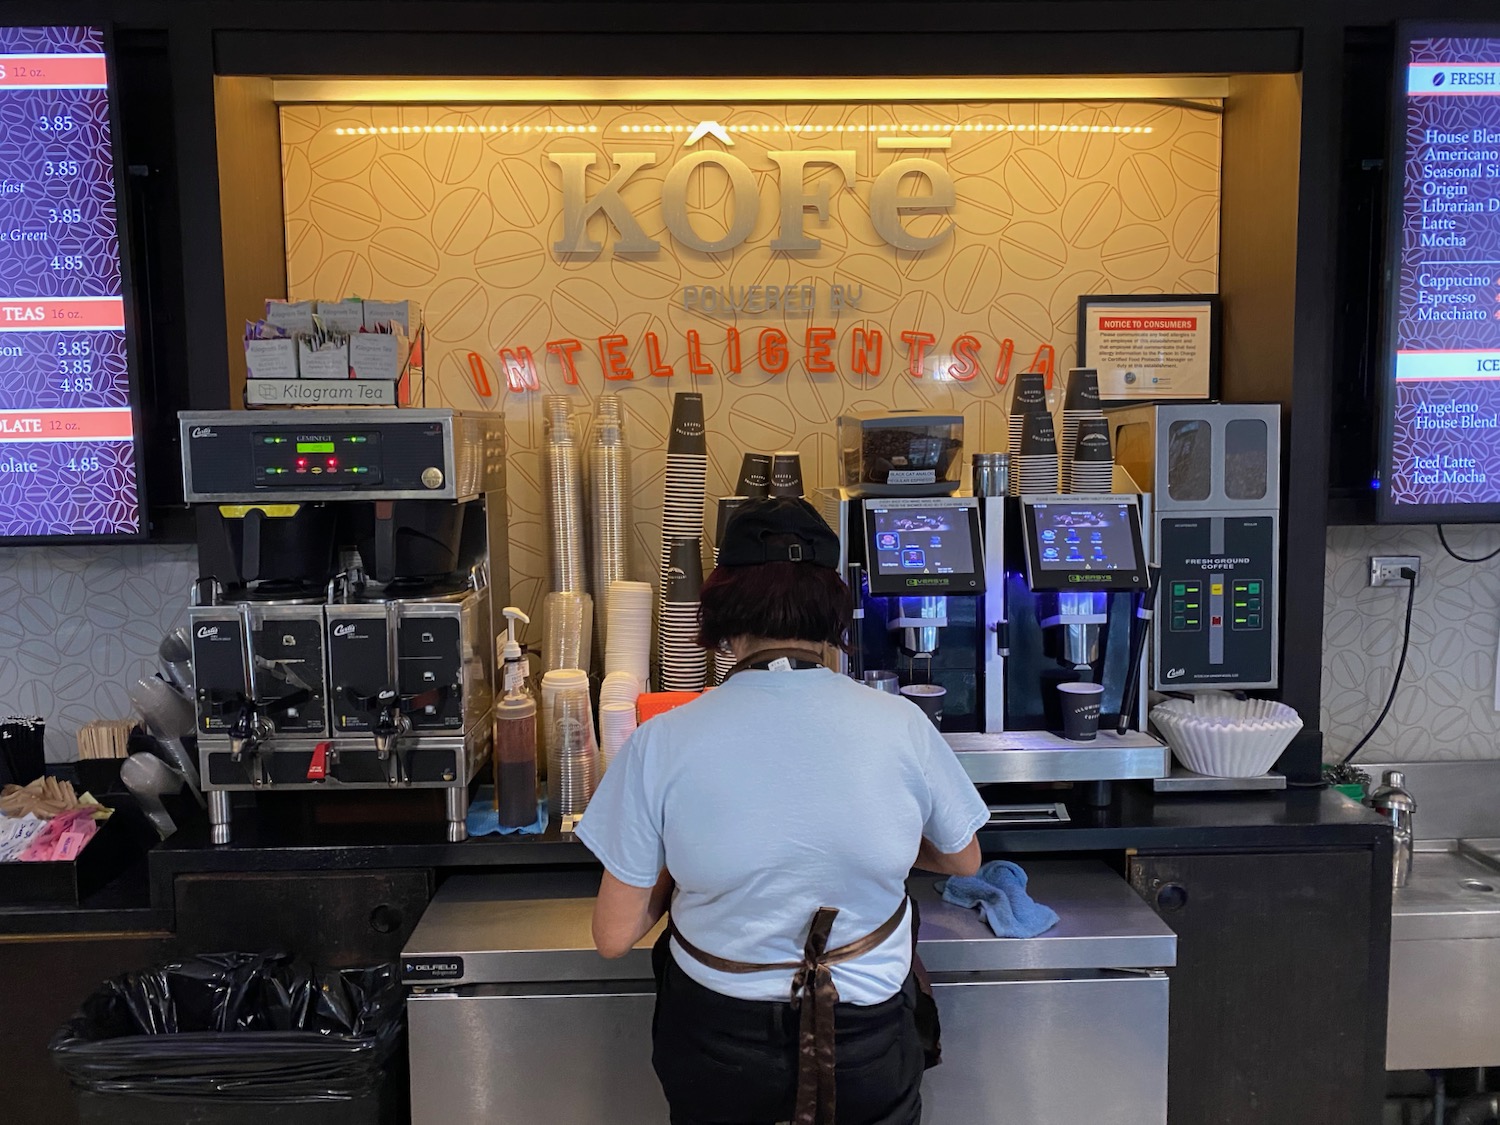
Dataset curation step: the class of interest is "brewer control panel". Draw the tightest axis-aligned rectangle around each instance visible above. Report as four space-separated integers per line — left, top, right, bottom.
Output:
1153 514 1278 689
179 409 501 502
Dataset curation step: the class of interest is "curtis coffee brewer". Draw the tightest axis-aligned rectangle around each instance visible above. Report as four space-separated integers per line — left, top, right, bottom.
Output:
181 409 508 842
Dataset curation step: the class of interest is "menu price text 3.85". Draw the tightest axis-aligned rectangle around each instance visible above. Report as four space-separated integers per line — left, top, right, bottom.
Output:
0 26 139 538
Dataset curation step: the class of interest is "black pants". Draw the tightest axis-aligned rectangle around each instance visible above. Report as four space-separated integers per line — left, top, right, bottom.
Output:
651 950 924 1125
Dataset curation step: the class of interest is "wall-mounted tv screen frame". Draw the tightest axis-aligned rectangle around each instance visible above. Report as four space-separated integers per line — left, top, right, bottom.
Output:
0 25 146 542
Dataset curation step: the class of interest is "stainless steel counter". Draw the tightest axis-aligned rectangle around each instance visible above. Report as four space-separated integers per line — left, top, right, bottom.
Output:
404 861 1176 1124
402 863 1176 984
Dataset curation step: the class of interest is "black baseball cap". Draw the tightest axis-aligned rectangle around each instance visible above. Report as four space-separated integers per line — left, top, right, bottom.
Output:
717 497 840 569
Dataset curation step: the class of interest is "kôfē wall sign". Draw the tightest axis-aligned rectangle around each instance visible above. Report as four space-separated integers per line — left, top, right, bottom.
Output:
496 143 1032 392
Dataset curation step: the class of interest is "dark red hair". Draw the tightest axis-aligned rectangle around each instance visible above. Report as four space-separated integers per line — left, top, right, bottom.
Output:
696 561 851 651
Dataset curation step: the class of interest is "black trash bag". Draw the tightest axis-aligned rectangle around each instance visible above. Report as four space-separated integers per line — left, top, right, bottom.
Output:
49 954 404 1102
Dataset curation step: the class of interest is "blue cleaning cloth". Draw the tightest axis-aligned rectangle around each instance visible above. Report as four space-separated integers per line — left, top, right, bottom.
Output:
942 860 1060 938
466 786 549 837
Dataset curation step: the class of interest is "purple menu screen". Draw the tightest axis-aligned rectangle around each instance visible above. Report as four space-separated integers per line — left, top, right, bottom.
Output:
1387 33 1500 512
0 26 140 538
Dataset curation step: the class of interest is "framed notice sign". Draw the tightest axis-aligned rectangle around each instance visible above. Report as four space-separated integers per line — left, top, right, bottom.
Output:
1077 294 1220 405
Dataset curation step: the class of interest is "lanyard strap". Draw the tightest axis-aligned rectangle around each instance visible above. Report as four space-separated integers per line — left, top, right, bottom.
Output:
722 647 825 680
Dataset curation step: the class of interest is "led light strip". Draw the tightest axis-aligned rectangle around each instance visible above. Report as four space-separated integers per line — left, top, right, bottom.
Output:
332 122 1152 136
333 124 599 134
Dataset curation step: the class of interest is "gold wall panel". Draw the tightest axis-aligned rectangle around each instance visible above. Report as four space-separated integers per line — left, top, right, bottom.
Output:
281 101 1221 626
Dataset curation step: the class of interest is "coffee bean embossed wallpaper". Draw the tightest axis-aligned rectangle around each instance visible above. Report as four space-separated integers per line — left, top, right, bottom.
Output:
280 99 1222 626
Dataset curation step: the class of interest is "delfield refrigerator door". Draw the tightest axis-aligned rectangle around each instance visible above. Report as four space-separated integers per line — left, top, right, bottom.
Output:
402 864 1175 1125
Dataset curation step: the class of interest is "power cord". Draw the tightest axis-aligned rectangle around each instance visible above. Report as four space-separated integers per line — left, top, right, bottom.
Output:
1437 525 1500 563
1340 566 1417 766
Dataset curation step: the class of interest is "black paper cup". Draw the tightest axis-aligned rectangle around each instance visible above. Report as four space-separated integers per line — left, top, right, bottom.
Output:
1010 370 1048 415
715 496 749 547
668 393 707 455
1019 410 1058 457
1073 418 1113 462
1058 682 1104 741
769 450 804 498
1063 368 1101 411
735 453 772 499
664 536 704 601
900 683 946 728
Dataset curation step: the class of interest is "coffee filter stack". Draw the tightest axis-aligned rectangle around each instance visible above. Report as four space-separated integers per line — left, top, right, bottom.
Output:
1007 372 1056 494
542 395 588 595
588 395 631 654
1060 368 1107 494
659 393 708 691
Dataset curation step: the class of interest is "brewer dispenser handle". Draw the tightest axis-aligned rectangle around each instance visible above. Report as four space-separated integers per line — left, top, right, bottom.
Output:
373 500 396 583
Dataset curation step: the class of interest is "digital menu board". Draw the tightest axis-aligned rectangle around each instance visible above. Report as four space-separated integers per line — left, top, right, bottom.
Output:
0 26 141 540
1381 26 1500 521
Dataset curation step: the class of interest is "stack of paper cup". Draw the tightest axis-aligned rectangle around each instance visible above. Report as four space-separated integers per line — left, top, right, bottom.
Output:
660 536 707 691
1006 372 1049 496
711 496 749 685
543 591 593 674
1069 417 1116 493
659 393 707 689
1060 368 1104 494
661 393 707 581
768 451 804 499
542 668 598 817
1014 409 1060 494
600 669 644 709
605 580 653 688
588 395 631 654
735 453 772 499
599 701 639 773
542 396 588 594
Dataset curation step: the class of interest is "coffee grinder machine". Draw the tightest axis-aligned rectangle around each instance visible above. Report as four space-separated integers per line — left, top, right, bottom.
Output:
180 409 508 842
1106 403 1281 691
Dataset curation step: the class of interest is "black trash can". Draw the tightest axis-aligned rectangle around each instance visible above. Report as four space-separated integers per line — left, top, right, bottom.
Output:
50 952 406 1125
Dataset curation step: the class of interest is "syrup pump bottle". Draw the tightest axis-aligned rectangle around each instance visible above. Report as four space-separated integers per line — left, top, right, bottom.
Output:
494 607 538 829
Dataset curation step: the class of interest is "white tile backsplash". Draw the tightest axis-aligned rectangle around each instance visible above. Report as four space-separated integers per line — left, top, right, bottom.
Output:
1324 524 1500 762
0 543 197 762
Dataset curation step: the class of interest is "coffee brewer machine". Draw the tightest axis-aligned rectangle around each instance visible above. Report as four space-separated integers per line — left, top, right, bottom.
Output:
180 409 508 842
819 483 1169 801
1106 403 1281 690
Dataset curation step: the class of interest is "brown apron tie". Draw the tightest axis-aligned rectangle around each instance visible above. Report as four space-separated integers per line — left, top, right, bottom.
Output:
668 898 909 1125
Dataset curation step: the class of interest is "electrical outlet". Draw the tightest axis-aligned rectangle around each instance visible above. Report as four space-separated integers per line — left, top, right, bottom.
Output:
1369 555 1421 587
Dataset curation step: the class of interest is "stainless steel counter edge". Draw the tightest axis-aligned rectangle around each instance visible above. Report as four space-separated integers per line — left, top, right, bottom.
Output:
401 861 1176 989
945 731 1171 784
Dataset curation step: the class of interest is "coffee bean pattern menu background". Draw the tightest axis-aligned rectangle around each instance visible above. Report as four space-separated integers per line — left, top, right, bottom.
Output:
281 100 1221 625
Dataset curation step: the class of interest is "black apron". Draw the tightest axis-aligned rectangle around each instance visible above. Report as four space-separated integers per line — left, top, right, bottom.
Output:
654 649 943 1125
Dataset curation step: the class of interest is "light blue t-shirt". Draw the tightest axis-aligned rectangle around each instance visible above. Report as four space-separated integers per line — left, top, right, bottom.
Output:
576 666 989 1005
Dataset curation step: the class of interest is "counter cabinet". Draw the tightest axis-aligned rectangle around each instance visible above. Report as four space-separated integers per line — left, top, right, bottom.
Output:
1129 847 1391 1125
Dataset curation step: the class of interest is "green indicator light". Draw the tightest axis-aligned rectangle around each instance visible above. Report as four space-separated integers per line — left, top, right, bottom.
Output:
1186 602 1199 609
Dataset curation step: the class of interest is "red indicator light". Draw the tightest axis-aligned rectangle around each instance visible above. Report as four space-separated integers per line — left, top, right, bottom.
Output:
327 457 337 467
297 458 306 467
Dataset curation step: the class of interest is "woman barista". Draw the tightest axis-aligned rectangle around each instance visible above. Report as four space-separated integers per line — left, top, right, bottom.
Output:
578 497 988 1125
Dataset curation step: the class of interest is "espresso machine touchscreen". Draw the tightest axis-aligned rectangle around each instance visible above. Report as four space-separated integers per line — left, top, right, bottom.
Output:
180 409 508 843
